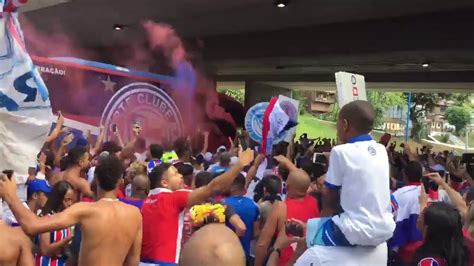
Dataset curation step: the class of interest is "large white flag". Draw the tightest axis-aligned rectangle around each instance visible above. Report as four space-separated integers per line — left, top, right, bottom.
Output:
0 1 52 178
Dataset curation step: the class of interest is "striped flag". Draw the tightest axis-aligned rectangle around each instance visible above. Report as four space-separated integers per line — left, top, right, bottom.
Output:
261 97 297 154
0 0 53 177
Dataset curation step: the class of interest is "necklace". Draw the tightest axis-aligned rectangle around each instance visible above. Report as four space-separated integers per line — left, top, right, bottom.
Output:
100 198 119 202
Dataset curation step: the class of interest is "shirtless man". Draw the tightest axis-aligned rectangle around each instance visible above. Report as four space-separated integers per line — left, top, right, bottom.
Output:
60 146 94 198
0 155 142 266
0 221 34 266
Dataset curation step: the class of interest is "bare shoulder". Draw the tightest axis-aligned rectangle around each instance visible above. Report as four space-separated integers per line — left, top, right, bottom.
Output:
117 202 142 221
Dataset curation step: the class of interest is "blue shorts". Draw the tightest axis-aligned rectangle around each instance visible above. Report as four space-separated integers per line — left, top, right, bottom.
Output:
306 217 354 247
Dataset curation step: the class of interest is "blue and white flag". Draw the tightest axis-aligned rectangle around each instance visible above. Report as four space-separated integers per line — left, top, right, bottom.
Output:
388 185 423 250
0 0 52 177
261 97 297 154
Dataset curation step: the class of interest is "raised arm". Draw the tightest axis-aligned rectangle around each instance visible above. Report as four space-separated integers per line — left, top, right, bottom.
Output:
201 131 209 154
70 177 94 198
274 155 298 172
46 111 64 143
0 176 87 236
426 172 468 218
92 126 106 155
255 201 285 266
187 149 254 207
245 154 266 187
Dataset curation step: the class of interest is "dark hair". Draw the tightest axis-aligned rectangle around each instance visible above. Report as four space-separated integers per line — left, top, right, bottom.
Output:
219 152 231 166
41 181 73 216
339 100 374 134
64 146 88 169
148 163 172 189
101 141 122 154
254 175 282 202
94 156 124 191
404 161 423 183
272 142 288 157
149 144 164 159
278 166 290 182
27 191 45 201
412 202 469 266
231 174 246 192
297 158 318 182
173 138 190 159
195 171 213 188
177 163 194 187
37 150 55 169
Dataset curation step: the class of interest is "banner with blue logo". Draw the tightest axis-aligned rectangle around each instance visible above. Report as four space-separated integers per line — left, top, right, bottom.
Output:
0 0 53 177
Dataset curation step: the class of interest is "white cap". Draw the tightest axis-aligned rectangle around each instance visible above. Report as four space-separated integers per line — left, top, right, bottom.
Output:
216 145 227 153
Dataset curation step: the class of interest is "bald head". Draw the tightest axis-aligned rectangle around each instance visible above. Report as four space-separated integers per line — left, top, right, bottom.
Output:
132 174 150 199
286 169 311 197
179 224 245 266
339 100 375 134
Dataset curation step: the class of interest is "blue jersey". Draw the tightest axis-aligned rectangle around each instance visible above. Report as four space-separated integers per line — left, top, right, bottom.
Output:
222 196 260 257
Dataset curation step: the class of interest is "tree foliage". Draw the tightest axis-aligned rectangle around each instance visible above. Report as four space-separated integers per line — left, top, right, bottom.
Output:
367 91 406 128
445 106 471 134
405 93 470 139
221 89 245 105
292 91 309 115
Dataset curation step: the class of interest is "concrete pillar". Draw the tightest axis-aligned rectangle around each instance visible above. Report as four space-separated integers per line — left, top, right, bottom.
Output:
244 82 292 108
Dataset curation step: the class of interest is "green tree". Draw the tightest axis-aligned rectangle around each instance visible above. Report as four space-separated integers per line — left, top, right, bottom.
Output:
221 89 245 105
292 91 309 115
367 91 406 128
405 93 469 139
445 106 471 135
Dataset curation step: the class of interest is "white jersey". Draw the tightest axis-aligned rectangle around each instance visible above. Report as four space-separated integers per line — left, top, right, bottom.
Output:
325 135 395 246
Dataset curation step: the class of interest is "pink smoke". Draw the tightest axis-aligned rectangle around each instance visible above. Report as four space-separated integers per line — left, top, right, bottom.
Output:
142 21 236 141
143 21 186 70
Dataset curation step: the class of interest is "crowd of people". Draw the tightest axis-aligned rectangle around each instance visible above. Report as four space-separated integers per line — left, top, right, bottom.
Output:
0 100 473 266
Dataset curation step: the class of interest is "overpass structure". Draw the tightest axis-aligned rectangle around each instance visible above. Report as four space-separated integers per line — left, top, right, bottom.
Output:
19 0 474 101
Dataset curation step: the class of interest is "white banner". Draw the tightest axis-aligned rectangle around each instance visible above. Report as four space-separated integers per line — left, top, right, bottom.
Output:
335 71 367 108
0 6 53 178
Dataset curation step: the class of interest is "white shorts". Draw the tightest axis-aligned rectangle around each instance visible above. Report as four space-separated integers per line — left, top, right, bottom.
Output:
294 243 388 266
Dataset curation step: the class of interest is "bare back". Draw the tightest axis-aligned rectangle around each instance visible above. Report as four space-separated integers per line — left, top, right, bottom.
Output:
0 223 34 266
78 200 142 266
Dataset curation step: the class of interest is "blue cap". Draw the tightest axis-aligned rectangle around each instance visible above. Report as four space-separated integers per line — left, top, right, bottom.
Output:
27 179 51 197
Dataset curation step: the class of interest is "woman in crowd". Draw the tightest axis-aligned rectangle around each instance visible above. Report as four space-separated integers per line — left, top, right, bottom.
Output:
36 181 75 266
413 202 470 266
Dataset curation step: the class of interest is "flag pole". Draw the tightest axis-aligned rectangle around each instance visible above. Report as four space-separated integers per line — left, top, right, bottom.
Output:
405 93 412 143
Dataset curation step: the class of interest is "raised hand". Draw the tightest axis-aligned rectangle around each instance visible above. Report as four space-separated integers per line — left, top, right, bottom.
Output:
57 110 64 125
62 133 74 146
425 172 445 186
0 174 17 199
274 155 289 165
238 148 255 166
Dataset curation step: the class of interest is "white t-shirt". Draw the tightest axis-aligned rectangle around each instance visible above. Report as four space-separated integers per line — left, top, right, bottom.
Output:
295 243 388 266
325 137 395 246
